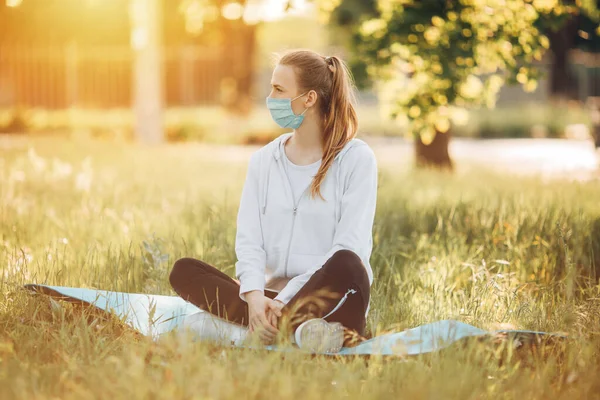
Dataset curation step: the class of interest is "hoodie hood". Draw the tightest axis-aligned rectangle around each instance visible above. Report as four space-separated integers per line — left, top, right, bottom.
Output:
270 132 364 162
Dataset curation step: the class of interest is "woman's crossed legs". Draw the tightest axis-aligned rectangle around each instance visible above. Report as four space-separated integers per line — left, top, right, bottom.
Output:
169 250 370 345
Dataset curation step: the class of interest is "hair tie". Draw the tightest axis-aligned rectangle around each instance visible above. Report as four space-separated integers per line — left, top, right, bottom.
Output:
325 56 336 73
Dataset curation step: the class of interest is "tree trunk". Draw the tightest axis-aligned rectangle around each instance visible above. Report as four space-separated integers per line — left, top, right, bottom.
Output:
218 0 255 117
546 14 581 101
131 0 164 144
415 130 453 170
587 96 600 148
219 16 236 110
235 23 256 115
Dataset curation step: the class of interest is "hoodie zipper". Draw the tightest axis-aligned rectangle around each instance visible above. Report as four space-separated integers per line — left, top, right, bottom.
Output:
276 135 356 277
283 172 306 278
323 288 357 319
280 159 309 278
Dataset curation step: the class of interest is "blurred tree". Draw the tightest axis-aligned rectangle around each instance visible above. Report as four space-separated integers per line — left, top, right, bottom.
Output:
538 0 600 100
317 0 378 88
177 0 262 116
131 0 164 144
313 0 600 169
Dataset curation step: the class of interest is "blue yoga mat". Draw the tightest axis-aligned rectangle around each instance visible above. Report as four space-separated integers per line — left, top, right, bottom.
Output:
24 284 562 356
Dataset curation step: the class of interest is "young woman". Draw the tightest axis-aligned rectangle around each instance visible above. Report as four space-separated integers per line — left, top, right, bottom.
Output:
169 49 378 353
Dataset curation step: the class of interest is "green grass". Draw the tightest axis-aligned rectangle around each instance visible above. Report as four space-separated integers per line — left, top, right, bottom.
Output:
1 137 600 399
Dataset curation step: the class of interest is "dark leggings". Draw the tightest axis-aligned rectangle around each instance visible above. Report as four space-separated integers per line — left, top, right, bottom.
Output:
169 250 370 337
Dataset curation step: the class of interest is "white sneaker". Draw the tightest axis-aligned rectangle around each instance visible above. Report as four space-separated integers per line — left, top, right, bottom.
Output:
294 318 344 354
180 312 248 346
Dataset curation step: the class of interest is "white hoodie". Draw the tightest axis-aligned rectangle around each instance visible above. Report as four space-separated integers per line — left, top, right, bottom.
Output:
235 132 378 306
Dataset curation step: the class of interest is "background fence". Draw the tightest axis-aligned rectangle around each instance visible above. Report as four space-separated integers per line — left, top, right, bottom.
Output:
0 44 224 109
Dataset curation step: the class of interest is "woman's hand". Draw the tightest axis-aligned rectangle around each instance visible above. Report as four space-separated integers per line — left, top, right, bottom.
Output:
245 291 281 344
266 299 285 329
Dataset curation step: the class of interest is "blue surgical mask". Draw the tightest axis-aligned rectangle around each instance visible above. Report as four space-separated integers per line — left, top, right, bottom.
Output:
266 92 309 129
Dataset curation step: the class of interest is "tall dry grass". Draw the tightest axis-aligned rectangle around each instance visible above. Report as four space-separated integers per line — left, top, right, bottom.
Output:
1 137 599 399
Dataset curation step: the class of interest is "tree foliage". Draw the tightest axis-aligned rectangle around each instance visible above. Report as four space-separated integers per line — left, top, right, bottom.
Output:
317 0 599 143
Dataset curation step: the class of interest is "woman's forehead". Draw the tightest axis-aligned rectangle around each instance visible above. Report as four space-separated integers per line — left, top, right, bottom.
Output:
271 64 297 89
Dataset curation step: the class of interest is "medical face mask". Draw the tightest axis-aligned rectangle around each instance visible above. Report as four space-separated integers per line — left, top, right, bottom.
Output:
266 92 309 129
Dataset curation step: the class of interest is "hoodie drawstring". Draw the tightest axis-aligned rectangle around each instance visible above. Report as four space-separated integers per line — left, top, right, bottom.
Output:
262 134 286 215
334 151 347 224
261 155 273 215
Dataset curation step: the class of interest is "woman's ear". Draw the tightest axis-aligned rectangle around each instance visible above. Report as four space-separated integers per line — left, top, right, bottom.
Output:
305 90 318 108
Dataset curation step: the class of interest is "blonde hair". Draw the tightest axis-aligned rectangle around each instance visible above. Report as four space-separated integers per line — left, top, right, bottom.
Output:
277 49 359 200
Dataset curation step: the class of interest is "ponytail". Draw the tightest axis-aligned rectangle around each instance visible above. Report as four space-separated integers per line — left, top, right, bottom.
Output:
311 56 358 199
278 51 359 200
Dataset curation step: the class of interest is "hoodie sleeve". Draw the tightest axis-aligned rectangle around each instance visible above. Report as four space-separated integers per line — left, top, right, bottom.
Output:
274 144 378 305
235 150 267 301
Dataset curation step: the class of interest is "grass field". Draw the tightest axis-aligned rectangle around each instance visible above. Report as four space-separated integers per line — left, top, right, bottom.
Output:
1 137 600 399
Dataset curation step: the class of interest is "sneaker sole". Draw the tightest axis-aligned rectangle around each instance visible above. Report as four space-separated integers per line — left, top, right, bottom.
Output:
295 319 344 354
